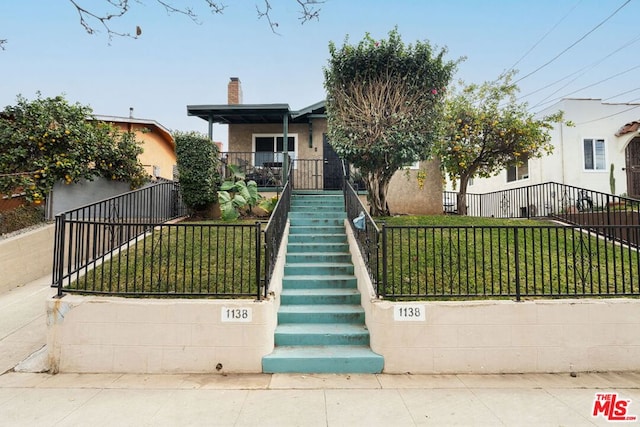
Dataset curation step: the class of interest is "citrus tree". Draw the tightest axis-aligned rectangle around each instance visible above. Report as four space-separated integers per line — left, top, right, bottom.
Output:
435 72 564 215
0 94 147 205
324 28 458 216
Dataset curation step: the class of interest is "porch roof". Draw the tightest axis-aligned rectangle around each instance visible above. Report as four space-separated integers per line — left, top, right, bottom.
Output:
187 101 325 125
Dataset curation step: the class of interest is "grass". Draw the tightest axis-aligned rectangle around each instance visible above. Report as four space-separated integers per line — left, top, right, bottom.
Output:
66 214 639 300
68 220 264 297
376 215 640 299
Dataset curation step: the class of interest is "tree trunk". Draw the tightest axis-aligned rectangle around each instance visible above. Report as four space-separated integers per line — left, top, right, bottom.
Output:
457 173 471 216
364 172 392 216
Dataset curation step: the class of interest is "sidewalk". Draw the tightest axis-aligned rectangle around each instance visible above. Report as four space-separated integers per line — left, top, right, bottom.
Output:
1 277 639 426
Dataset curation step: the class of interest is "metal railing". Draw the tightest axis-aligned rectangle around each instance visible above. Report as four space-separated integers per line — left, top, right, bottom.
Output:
344 172 380 284
221 151 286 188
263 160 293 297
346 179 640 300
379 224 640 300
445 182 640 247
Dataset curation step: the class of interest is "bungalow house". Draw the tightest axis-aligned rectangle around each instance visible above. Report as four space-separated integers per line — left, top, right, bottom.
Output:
93 113 177 181
449 98 640 200
187 77 443 215
47 114 178 218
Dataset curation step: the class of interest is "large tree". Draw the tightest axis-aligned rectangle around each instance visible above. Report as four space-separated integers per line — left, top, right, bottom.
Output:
0 94 148 204
435 72 564 215
324 28 458 216
1 1 323 48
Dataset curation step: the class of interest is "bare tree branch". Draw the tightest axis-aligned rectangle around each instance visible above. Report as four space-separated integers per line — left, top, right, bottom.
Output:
257 0 324 34
0 39 6 50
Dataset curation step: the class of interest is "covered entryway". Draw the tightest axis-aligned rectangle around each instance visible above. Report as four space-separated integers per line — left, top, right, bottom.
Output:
626 136 640 199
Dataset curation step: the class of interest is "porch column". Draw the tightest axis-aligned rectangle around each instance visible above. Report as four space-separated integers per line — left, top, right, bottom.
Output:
282 114 289 185
207 115 214 141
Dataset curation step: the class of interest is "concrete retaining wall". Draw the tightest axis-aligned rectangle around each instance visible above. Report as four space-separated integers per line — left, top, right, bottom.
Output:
44 221 639 374
0 224 55 293
346 222 640 374
46 223 289 374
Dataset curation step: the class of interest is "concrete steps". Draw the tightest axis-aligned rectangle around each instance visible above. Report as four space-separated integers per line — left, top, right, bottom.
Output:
262 193 383 374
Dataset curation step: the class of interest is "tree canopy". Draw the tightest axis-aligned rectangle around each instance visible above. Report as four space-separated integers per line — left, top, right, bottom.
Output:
0 94 148 204
435 72 564 215
324 28 459 216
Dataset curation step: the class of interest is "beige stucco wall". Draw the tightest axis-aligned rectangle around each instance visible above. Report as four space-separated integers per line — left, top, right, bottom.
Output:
113 123 177 180
0 224 55 292
46 223 289 374
387 159 443 215
346 224 640 374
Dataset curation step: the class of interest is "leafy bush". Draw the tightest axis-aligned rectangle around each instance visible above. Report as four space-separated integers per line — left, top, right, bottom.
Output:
174 131 221 216
0 94 148 205
218 164 261 221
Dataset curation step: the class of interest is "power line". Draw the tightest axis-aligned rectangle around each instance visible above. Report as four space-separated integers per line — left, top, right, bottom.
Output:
574 104 640 125
514 0 632 85
518 31 640 101
531 63 640 112
603 87 640 101
505 0 583 75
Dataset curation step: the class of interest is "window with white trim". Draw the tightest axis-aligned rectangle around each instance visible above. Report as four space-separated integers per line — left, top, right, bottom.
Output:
253 134 297 167
506 154 529 182
583 138 605 170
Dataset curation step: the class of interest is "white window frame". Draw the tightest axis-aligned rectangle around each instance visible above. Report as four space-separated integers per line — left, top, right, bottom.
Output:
506 155 529 183
583 137 606 171
252 133 298 168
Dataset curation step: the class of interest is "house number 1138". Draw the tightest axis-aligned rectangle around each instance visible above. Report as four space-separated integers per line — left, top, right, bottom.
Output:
394 305 426 321
221 307 252 322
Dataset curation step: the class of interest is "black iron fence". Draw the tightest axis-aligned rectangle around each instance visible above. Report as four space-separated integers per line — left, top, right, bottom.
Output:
445 182 640 247
51 180 276 299
379 224 640 300
221 151 287 188
262 161 293 297
347 180 640 300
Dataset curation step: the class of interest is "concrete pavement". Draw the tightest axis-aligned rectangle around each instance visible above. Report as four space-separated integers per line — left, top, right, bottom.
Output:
1 276 639 426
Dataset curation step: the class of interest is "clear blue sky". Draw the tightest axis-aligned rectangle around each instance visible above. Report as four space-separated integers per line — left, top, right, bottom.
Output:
1 0 639 147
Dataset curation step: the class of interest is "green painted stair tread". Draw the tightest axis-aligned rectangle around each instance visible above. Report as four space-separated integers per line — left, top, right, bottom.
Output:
280 288 361 305
281 275 357 289
262 346 384 374
277 304 365 324
274 323 371 346
286 243 349 252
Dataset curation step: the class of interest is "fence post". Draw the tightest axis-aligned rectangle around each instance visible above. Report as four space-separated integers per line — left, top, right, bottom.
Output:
255 222 263 300
54 213 66 298
513 227 521 301
380 223 387 298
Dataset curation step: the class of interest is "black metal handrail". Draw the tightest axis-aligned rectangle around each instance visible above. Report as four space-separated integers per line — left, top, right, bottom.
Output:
263 160 293 297
343 168 381 294
52 181 188 295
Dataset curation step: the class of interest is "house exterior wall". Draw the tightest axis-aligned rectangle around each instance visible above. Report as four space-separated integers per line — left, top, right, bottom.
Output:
448 99 640 197
112 122 177 180
387 159 443 215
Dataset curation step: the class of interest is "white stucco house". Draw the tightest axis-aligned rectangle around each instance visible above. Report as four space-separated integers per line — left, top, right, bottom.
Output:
448 98 640 199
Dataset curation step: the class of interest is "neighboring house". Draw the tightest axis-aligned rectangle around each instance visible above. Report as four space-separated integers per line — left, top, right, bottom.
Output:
93 113 177 181
47 114 178 219
448 98 640 199
187 77 443 215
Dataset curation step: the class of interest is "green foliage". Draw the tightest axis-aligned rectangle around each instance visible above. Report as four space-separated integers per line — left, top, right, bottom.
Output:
610 163 616 195
174 131 221 214
0 94 148 204
435 71 564 214
218 166 260 221
324 27 459 215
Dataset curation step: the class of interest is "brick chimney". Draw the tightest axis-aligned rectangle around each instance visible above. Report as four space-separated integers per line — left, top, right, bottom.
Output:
227 77 243 104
